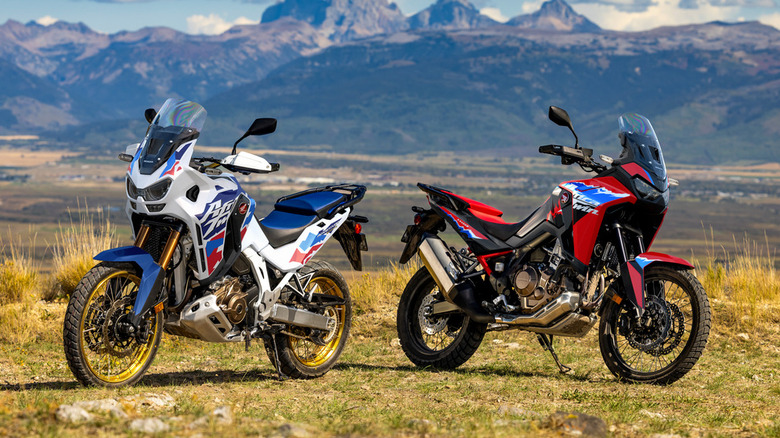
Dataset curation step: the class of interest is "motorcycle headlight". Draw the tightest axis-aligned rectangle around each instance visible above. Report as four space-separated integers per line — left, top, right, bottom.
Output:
634 177 662 201
126 178 139 199
142 178 172 201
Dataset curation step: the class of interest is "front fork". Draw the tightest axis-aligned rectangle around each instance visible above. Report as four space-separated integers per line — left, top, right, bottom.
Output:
611 223 647 316
129 222 182 325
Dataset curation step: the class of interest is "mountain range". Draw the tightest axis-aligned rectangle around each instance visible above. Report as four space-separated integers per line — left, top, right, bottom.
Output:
2 0 779 164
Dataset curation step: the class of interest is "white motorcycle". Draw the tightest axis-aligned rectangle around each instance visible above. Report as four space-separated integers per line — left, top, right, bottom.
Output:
63 99 368 386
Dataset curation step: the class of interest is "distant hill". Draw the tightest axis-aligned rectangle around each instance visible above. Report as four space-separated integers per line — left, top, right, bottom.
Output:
507 0 600 32
1 0 779 164
202 21 780 164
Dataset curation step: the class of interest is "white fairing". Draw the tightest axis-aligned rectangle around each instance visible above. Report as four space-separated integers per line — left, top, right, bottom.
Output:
124 98 364 343
126 138 345 279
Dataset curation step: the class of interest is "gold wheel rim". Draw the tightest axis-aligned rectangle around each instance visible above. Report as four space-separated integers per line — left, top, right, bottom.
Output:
288 277 346 367
79 271 159 383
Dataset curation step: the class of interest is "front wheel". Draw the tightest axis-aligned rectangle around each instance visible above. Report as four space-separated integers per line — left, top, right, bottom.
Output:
397 267 487 369
264 260 352 378
599 266 711 384
63 264 163 387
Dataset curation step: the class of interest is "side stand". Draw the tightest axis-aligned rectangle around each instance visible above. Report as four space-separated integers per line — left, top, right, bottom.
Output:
537 334 572 374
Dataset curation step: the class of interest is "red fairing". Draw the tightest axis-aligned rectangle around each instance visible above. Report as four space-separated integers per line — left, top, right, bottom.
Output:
442 189 505 217
621 162 653 182
626 262 645 308
569 176 636 265
636 252 694 269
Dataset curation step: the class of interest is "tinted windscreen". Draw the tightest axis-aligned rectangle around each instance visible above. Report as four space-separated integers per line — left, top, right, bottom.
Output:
137 99 206 175
618 113 667 189
138 125 198 175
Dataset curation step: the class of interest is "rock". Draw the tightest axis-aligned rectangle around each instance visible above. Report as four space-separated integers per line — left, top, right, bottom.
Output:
505 342 521 350
639 409 665 419
390 338 401 347
55 404 93 423
73 398 119 412
212 405 233 425
409 418 435 430
122 393 175 410
189 416 209 429
130 418 170 434
547 411 607 437
737 333 750 341
498 404 540 417
278 423 311 438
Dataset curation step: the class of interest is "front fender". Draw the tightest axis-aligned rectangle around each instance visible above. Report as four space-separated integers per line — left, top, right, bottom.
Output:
94 246 164 324
620 252 694 312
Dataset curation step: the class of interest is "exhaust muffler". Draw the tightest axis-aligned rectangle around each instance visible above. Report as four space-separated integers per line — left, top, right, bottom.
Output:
418 237 495 324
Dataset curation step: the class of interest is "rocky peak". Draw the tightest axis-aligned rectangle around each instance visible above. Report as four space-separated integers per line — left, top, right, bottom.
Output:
507 0 600 32
261 0 406 42
408 0 497 30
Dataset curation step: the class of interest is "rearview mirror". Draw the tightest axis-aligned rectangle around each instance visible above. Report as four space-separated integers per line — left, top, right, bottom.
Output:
144 108 157 124
548 106 579 149
548 106 572 128
232 118 277 155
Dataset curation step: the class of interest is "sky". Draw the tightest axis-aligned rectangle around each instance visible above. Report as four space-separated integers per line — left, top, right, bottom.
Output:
0 0 778 35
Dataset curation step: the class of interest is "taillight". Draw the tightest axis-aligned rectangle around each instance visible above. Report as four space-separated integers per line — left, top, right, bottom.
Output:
413 214 422 225
354 223 362 234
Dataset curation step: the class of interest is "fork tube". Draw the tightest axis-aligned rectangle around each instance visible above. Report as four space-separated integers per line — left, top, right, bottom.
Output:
134 225 150 248
158 230 182 269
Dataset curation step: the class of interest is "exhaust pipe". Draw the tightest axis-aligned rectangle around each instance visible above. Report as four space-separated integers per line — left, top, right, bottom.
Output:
418 237 495 324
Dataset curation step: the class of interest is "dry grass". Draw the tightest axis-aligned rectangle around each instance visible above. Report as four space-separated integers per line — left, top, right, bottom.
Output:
698 228 780 332
350 260 421 315
44 206 116 301
0 234 39 305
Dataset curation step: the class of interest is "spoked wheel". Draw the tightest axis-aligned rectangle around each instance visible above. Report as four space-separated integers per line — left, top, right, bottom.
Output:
397 267 487 369
63 264 163 387
599 266 711 384
265 260 352 378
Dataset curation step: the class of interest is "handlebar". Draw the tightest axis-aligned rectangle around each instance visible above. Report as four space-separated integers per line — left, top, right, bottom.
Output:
190 156 280 175
539 144 606 172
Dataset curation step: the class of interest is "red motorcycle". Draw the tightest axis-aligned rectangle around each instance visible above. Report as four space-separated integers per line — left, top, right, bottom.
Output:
396 106 710 384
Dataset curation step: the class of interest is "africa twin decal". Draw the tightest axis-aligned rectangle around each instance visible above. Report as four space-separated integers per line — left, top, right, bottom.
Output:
561 182 630 216
197 187 240 274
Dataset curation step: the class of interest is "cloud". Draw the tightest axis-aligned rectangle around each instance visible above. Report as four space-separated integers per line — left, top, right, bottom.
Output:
570 0 655 12
480 7 509 22
759 12 780 29
186 14 259 35
573 0 743 31
36 16 59 26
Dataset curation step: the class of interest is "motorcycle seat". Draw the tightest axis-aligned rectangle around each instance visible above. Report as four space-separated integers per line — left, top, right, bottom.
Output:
274 191 348 218
477 204 547 241
259 210 319 248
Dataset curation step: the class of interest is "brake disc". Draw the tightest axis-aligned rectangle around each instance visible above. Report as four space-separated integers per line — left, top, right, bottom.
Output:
418 294 448 335
101 296 137 358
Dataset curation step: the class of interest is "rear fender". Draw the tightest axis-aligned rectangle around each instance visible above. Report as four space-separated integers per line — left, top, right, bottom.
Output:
94 246 165 325
619 252 694 313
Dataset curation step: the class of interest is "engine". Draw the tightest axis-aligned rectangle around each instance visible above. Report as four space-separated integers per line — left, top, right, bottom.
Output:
489 248 566 314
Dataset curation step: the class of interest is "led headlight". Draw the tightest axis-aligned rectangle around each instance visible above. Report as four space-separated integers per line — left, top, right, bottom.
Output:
143 178 172 201
126 178 139 199
634 177 662 200
126 178 171 201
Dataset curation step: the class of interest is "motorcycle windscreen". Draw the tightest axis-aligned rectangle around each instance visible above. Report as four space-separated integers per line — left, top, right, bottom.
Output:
138 99 206 175
617 113 668 191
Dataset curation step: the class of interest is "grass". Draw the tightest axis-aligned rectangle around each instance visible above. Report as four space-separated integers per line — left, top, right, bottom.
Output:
698 228 780 333
0 218 778 436
44 205 117 301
